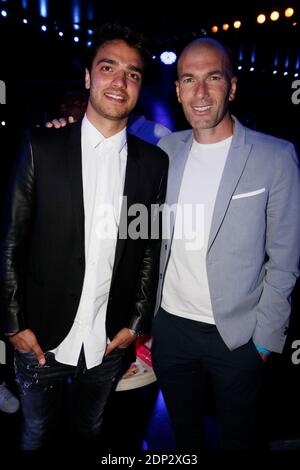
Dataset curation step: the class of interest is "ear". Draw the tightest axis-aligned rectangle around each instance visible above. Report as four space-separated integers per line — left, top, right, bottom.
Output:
229 77 237 102
175 80 181 103
85 68 90 90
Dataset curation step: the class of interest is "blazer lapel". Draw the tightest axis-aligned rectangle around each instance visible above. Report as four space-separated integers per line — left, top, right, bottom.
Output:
165 132 193 237
111 133 140 285
66 121 85 247
207 118 252 252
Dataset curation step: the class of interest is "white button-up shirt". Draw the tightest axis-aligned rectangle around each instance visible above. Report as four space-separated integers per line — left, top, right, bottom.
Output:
51 115 127 369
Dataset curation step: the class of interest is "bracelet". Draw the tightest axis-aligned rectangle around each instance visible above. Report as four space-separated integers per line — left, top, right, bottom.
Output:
128 328 144 338
255 344 271 355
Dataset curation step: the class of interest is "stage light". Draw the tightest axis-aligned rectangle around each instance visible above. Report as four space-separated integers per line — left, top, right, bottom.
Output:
73 36 79 43
211 25 218 33
152 55 156 60
238 65 242 70
23 18 28 24
285 8 294 18
39 0 48 18
233 20 241 29
1 121 5 126
58 31 63 37
257 14 266 24
295 73 299 78
1 10 7 17
222 23 229 31
273 70 277 75
250 67 254 72
41 25 47 31
283 71 288 76
87 29 93 35
270 11 280 21
73 24 80 30
160 51 177 65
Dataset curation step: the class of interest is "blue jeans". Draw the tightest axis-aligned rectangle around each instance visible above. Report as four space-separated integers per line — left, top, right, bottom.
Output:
14 347 128 450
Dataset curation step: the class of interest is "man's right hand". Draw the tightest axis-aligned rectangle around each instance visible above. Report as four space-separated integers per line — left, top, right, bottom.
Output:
8 329 46 366
45 116 75 128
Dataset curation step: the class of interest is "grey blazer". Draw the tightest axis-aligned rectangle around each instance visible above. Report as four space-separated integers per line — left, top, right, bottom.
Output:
156 116 300 353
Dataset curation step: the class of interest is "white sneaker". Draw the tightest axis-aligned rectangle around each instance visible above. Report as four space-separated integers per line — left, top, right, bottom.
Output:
0 382 20 413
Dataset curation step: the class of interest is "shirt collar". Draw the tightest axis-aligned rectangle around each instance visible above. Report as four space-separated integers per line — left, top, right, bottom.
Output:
82 114 127 154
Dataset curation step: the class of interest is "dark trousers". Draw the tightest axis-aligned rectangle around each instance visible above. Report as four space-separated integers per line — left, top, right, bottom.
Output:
152 308 265 451
14 347 128 451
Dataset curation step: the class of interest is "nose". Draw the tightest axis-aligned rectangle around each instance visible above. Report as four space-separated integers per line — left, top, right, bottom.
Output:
112 71 127 89
195 80 208 98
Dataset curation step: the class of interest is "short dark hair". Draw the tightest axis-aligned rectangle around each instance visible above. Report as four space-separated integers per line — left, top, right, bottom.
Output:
86 22 151 72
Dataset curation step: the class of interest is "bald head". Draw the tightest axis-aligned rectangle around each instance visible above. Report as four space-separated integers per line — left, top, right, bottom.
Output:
177 38 234 82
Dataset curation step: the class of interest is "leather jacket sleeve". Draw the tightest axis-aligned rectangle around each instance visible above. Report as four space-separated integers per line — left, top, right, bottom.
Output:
0 132 34 334
128 166 168 335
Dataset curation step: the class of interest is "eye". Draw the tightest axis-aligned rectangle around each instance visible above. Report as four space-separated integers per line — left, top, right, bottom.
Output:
209 75 222 81
101 65 113 72
129 72 141 81
182 77 194 84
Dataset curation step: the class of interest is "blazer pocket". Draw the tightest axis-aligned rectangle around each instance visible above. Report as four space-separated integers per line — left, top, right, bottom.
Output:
232 188 265 200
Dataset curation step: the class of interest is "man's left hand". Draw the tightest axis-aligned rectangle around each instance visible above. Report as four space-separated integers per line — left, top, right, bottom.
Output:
105 328 136 355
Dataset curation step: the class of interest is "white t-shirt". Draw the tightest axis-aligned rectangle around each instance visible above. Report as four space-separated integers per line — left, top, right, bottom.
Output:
162 136 232 323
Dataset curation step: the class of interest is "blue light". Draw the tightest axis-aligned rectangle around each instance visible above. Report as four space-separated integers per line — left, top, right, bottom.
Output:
283 71 288 76
41 25 47 32
160 51 177 65
273 53 278 67
87 29 93 35
273 70 277 75
72 0 80 24
295 73 299 78
238 65 242 70
238 47 243 62
285 55 289 68
23 18 28 24
59 31 64 37
87 6 93 20
39 0 48 18
87 41 92 47
74 23 80 30
152 55 156 60
250 47 256 64
250 67 254 72
1 10 7 17
22 0 28 8
74 36 79 43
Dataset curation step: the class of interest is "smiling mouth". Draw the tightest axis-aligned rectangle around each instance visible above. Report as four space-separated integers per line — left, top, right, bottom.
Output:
192 105 211 112
105 92 126 102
